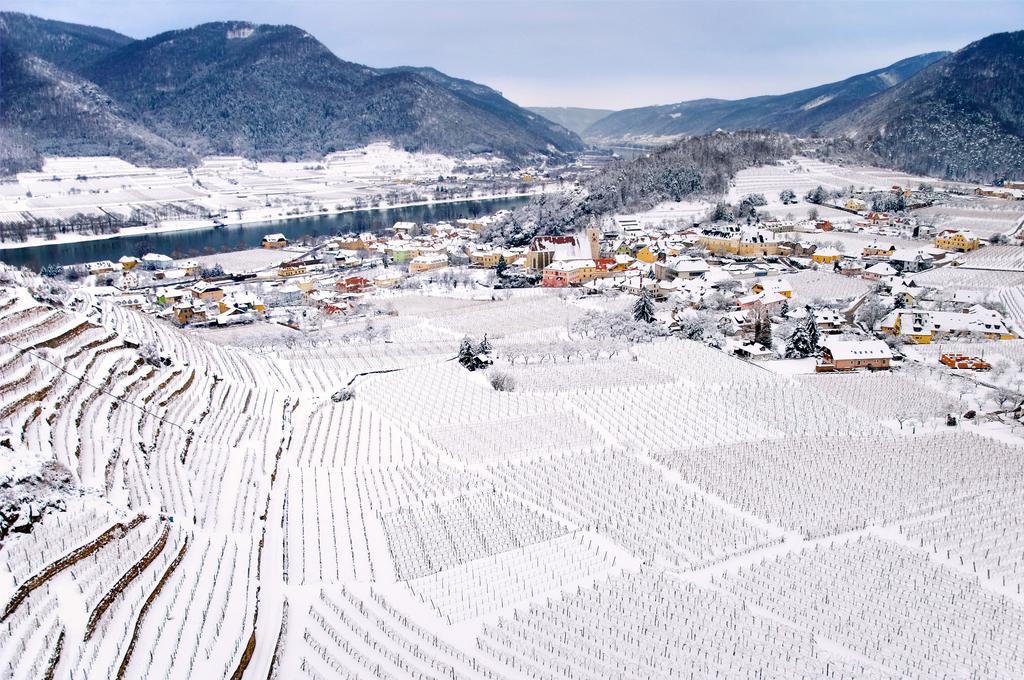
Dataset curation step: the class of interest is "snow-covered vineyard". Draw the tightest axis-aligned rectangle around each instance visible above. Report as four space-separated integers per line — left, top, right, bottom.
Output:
4 273 1024 679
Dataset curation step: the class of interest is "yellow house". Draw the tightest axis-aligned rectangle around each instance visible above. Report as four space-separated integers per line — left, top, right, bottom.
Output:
409 254 448 273
845 198 867 211
218 294 265 314
469 251 504 268
862 242 895 258
880 307 1017 344
190 281 224 302
179 260 201 277
262 233 288 249
699 233 782 257
879 312 933 344
811 248 842 265
634 246 659 264
278 262 307 277
374 273 403 288
935 230 980 252
751 279 793 298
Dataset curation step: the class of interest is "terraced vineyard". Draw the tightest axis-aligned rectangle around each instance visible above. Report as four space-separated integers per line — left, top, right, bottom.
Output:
2 270 1024 679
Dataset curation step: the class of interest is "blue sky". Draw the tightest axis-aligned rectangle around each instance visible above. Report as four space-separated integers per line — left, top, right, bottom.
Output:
6 0 1024 109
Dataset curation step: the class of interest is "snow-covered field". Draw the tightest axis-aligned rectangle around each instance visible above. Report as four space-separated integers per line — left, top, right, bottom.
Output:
192 247 298 272
618 156 949 227
0 145 527 249
3 274 1024 679
914 198 1024 240
956 245 1024 272
785 269 873 303
727 156 959 201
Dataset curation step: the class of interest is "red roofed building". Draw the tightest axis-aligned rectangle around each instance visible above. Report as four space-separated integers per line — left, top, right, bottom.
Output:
336 276 370 293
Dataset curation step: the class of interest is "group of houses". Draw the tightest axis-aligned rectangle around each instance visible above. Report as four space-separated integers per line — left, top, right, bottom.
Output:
70 202 1019 361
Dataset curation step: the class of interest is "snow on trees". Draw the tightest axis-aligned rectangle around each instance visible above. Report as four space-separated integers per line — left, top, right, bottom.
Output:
633 290 656 324
805 185 829 204
752 308 773 349
458 335 492 371
785 307 820 359
855 295 892 330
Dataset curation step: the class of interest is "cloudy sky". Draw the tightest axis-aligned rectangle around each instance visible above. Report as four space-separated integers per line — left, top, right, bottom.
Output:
7 0 1024 109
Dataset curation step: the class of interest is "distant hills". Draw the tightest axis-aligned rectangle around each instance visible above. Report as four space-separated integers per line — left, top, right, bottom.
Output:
581 32 1024 182
4 12 1023 183
822 31 1024 181
583 52 949 143
526 107 617 136
0 13 583 174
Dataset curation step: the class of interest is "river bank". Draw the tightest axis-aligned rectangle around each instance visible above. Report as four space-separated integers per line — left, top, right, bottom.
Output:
0 195 535 270
0 187 547 252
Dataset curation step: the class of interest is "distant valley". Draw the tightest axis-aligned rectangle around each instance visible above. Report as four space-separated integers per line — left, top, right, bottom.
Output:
576 32 1024 182
526 107 617 136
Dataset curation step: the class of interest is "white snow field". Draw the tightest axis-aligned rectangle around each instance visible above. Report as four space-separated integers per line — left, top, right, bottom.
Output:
0 145 520 248
3 275 1024 679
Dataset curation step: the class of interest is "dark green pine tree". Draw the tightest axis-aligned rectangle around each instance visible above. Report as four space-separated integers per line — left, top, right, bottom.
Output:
804 307 821 351
633 289 656 323
457 337 475 368
754 309 773 349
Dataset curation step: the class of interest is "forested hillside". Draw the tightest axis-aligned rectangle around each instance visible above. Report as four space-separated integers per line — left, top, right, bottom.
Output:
0 14 583 174
584 52 947 142
823 31 1024 182
486 130 796 245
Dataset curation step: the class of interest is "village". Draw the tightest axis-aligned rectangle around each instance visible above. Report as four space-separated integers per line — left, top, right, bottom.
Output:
49 170 1024 391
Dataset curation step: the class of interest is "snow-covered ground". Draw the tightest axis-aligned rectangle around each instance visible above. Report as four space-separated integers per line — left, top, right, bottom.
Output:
0 145 542 250
727 156 965 201
2 260 1024 679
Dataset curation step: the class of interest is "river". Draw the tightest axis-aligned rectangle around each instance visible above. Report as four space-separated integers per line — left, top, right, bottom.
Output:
0 196 532 271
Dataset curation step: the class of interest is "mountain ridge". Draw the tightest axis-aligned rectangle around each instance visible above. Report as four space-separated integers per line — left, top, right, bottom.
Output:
0 14 583 174
583 52 949 142
822 31 1024 181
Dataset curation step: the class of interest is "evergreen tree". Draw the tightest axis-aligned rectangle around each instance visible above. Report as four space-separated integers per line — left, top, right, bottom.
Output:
805 185 829 205
457 337 475 368
754 309 773 348
495 255 508 278
477 334 492 356
785 325 810 358
805 307 820 351
787 307 820 358
710 202 733 222
633 289 656 323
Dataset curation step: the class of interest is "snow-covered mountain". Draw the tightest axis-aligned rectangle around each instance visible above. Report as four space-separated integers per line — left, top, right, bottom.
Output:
0 13 583 174
583 52 948 143
822 31 1024 182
